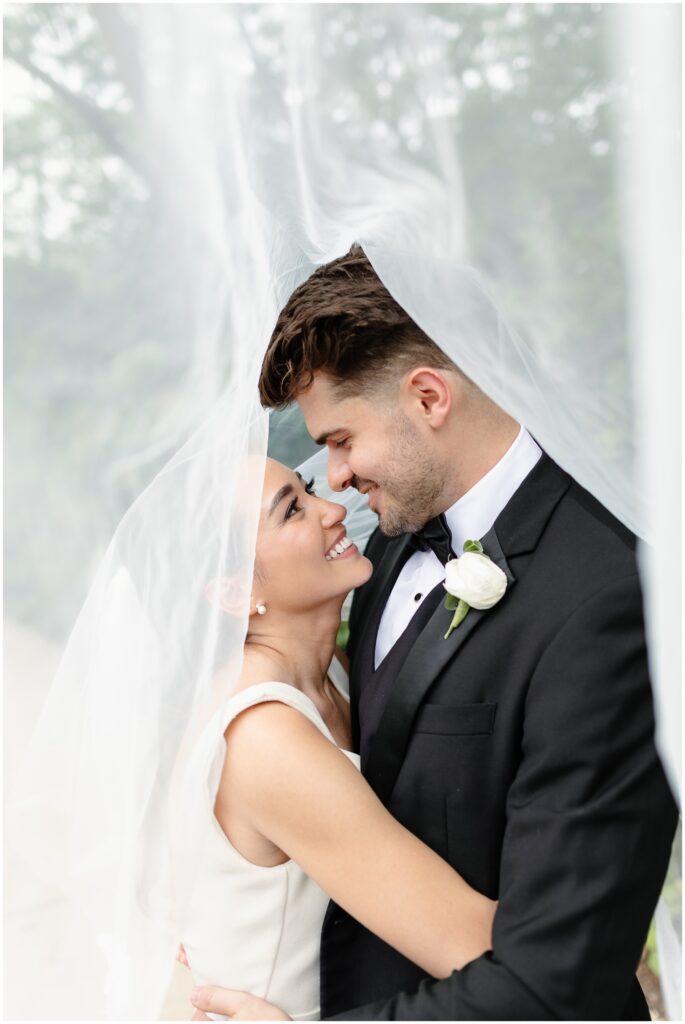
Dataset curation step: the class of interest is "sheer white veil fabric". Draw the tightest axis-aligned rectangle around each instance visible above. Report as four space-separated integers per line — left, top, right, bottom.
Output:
610 6 682 1015
6 4 679 1019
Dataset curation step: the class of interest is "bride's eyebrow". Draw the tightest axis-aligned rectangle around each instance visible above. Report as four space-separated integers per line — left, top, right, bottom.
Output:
267 473 305 518
268 484 294 518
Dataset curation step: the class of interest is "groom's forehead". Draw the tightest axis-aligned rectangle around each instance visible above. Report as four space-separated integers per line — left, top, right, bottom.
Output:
297 376 340 427
297 383 367 442
297 372 336 412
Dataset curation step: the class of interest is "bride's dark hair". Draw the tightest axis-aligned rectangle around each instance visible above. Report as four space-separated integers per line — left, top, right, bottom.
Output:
259 245 462 409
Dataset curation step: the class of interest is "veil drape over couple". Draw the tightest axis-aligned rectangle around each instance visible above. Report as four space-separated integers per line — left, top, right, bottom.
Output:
11 247 677 1022
5 5 680 1022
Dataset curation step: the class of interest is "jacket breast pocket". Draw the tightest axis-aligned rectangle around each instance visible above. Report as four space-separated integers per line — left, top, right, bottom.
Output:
413 702 497 736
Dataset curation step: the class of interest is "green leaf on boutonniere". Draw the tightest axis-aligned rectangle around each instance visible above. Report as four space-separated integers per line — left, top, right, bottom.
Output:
444 598 470 639
444 593 460 611
336 621 350 651
463 539 484 554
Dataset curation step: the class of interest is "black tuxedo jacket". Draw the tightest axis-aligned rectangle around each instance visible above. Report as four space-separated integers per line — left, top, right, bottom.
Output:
321 454 677 1021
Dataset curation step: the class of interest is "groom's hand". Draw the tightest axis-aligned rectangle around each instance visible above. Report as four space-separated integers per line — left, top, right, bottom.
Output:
191 985 291 1020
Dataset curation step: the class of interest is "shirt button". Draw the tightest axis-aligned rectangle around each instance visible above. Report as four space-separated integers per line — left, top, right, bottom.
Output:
414 593 422 602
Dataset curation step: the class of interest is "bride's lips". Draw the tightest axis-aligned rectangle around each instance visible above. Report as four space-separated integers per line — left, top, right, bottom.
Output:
324 531 359 562
325 530 346 556
329 541 358 561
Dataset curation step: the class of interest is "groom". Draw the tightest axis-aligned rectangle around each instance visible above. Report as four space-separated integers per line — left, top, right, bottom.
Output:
193 247 677 1020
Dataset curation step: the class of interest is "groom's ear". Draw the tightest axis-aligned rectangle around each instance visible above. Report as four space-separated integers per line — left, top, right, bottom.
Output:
403 367 452 429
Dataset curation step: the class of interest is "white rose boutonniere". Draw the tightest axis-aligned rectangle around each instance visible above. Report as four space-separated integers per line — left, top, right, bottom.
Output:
443 540 508 639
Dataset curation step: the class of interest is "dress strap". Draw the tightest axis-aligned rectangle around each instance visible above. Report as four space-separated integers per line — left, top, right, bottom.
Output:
221 682 337 745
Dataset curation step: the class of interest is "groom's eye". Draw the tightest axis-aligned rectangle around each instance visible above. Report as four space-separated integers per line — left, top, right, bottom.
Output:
304 477 316 495
335 438 349 449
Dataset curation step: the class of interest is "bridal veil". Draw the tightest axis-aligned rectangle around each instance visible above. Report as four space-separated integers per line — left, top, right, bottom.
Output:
4 5 680 1019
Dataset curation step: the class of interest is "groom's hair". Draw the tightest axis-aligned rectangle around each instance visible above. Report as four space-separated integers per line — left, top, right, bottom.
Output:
259 245 463 408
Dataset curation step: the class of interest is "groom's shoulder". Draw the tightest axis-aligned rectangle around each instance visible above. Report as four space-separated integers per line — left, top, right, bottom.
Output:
562 477 636 551
540 457 638 577
500 451 636 567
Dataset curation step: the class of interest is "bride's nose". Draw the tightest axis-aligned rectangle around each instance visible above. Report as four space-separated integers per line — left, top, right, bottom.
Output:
320 500 346 527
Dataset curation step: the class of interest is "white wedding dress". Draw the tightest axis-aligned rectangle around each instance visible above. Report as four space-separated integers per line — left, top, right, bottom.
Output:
181 656 358 1022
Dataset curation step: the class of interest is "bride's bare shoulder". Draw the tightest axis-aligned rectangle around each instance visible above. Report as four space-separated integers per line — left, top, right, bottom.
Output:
221 651 349 800
219 698 337 837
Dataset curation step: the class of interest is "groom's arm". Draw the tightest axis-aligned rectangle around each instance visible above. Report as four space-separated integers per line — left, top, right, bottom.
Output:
328 573 678 1021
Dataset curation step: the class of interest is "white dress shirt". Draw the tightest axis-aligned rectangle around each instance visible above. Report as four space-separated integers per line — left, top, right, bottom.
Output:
374 426 542 669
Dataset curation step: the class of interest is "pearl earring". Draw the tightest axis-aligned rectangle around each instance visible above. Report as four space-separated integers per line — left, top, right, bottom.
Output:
256 603 267 616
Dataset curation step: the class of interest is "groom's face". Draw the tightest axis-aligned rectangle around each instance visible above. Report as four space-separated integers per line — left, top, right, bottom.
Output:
297 373 444 536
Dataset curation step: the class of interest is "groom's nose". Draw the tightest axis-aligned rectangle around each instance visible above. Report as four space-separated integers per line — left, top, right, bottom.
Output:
327 450 353 492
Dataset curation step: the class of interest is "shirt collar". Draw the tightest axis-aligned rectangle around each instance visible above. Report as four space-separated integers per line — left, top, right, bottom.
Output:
444 426 542 555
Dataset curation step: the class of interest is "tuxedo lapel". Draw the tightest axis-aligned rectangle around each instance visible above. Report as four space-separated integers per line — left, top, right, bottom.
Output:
364 526 515 803
350 532 415 685
362 454 571 805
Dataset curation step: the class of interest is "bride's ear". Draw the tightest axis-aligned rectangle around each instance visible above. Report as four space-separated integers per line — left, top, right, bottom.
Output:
205 577 247 615
206 577 265 617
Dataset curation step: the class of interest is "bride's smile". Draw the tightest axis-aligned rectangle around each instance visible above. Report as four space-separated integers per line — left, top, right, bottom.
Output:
324 533 356 560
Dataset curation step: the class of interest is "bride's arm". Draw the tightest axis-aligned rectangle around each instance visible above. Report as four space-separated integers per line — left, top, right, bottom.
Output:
221 702 496 979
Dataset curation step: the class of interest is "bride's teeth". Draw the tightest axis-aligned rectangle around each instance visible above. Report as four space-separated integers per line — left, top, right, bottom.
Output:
326 536 352 560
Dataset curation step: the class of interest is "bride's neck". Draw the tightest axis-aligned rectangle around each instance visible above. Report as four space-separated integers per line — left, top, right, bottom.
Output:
244 604 341 696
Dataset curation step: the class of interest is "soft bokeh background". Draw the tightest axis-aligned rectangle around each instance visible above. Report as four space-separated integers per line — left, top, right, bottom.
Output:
4 3 680 1019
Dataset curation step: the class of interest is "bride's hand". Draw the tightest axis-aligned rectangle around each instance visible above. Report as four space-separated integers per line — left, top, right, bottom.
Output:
191 985 291 1020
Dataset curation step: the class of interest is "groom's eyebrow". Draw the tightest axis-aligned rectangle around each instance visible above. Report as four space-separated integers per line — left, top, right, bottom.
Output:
314 429 341 446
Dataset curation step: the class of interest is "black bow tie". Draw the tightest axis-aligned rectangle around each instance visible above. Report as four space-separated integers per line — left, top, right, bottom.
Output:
410 514 455 565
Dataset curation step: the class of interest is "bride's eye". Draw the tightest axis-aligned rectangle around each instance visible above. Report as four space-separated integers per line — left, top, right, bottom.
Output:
285 476 316 519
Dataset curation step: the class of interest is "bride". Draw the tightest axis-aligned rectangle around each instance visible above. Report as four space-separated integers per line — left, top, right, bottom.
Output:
179 457 496 1021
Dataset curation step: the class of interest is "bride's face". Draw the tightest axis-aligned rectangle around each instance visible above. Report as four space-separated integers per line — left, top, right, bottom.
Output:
253 459 372 615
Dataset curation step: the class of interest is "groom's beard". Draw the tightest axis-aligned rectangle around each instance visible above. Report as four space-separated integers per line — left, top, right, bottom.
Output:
367 412 445 537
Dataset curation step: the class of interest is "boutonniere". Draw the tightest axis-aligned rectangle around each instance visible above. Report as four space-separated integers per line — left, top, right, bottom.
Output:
443 540 508 639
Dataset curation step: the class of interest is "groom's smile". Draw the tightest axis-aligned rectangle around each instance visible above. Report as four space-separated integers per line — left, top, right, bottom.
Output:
297 372 447 537
360 483 381 513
